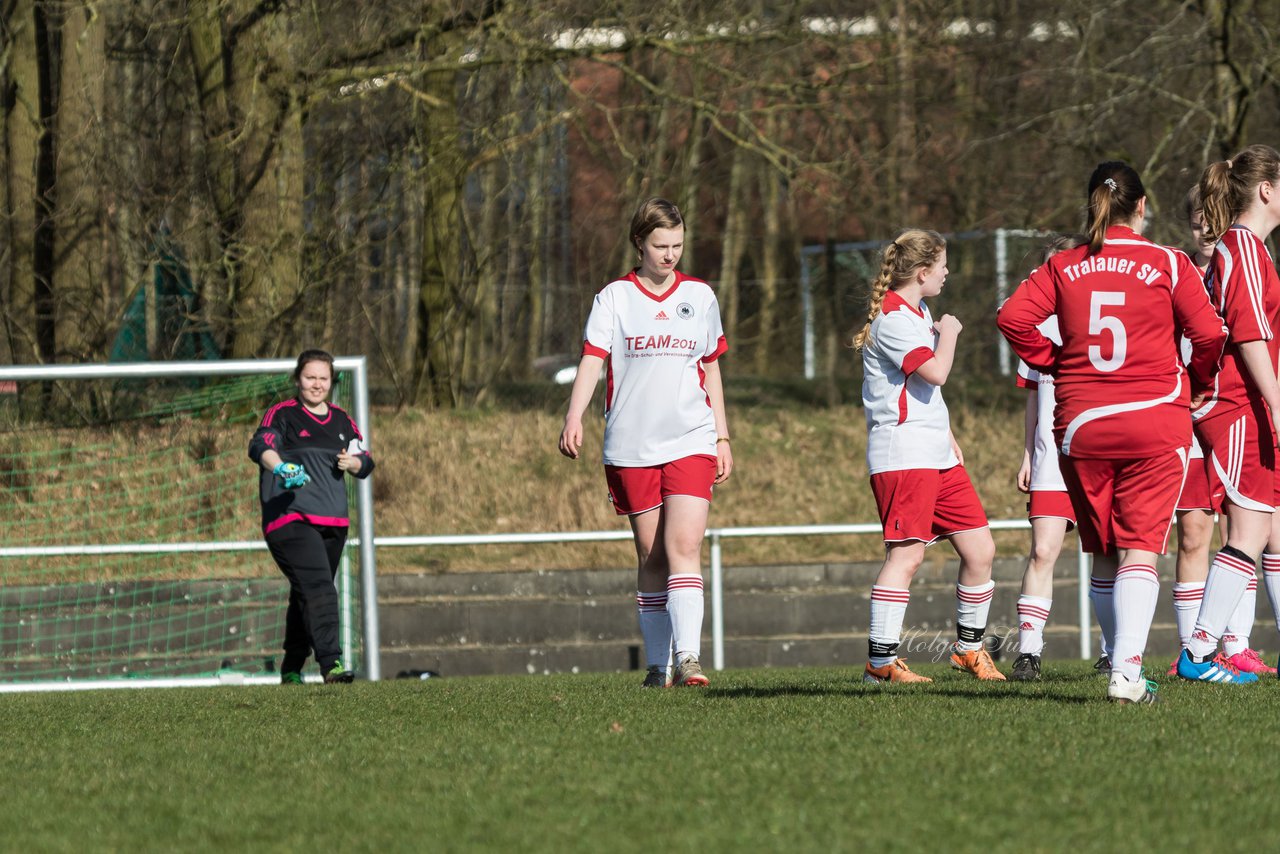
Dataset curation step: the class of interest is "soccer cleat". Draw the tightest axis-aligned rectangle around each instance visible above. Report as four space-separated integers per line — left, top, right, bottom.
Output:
1225 648 1278 676
949 643 1007 681
280 671 304 686
1166 658 1179 677
1175 649 1259 684
862 659 932 684
1107 670 1159 705
672 655 709 687
641 666 671 688
1010 653 1041 682
323 660 355 684
1092 654 1112 676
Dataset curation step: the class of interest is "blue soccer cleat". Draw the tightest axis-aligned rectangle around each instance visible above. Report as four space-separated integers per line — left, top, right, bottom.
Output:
1175 649 1259 684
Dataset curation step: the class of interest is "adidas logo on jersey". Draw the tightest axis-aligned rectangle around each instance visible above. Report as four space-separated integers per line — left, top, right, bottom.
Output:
654 310 669 320
299 429 311 437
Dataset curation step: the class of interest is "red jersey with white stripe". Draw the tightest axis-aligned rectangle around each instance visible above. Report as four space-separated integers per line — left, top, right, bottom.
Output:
1191 226 1280 422
581 270 727 466
862 290 958 474
1015 317 1067 491
997 225 1226 458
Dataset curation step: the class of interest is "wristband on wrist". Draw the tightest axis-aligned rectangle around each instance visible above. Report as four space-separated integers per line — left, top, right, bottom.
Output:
716 437 731 445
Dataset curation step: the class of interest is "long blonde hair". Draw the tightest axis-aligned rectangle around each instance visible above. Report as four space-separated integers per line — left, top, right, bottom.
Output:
852 228 946 351
1199 144 1280 242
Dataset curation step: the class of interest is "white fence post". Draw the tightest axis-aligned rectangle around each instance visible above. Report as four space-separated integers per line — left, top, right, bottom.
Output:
710 531 725 671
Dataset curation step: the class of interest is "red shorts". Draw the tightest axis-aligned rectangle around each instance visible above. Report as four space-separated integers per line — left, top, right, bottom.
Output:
1028 490 1076 529
605 455 717 516
870 465 989 544
1059 450 1187 555
1176 455 1223 513
1195 407 1277 512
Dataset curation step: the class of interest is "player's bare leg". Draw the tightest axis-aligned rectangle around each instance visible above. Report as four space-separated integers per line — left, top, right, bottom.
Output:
630 508 672 687
1177 502 1266 685
947 527 1004 680
661 495 712 686
1013 516 1068 680
864 541 932 684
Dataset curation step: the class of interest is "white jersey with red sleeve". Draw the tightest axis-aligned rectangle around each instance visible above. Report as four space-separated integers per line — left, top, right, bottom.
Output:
1015 316 1067 490
1192 225 1280 422
862 290 959 474
581 270 727 466
997 224 1226 458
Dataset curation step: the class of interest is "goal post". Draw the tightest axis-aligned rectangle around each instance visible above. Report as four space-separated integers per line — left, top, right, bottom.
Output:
0 357 381 691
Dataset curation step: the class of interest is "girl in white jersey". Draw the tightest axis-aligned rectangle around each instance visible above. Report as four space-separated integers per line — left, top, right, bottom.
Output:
560 198 733 689
1010 234 1087 682
855 228 1005 684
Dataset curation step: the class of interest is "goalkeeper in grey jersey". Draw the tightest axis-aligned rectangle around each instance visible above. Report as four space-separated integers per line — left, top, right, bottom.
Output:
248 349 375 684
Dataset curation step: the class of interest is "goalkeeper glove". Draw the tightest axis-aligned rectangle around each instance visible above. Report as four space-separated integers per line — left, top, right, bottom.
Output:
273 461 311 489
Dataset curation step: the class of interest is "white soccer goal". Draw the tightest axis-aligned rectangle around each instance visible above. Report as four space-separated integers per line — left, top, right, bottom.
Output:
0 358 381 692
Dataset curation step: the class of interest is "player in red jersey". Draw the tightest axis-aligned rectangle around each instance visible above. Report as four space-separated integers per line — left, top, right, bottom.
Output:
998 161 1228 703
1178 145 1280 683
1169 184 1275 675
856 228 1004 685
559 198 732 689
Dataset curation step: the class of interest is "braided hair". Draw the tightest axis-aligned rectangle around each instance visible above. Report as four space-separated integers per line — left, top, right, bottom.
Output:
852 229 947 351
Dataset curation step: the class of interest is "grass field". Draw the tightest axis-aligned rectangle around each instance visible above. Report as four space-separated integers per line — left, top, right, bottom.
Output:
8 661 1278 853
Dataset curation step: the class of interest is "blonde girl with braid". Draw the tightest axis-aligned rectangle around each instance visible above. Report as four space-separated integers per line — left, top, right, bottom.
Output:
857 228 1004 684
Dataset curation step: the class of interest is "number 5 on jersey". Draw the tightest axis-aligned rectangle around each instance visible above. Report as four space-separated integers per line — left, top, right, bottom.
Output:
1089 291 1126 372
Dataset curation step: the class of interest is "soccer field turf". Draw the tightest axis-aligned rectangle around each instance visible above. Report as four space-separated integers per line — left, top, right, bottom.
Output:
5 660 1277 852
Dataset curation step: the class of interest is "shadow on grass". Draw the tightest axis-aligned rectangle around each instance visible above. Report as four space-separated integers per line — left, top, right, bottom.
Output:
706 682 1090 704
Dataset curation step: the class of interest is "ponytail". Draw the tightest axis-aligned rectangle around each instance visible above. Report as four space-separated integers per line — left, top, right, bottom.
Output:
1198 145 1280 242
1085 162 1145 254
852 229 946 351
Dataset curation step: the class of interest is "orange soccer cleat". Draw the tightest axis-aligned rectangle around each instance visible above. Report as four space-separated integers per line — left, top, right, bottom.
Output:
949 643 1008 681
862 658 933 684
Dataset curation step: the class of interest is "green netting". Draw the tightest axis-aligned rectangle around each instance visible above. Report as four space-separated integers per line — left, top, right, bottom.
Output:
0 369 366 684
109 235 220 364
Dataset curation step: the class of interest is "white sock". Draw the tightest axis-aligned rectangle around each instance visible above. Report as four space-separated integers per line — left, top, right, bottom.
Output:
1089 575 1115 657
1188 548 1256 661
1263 553 1280 634
955 580 995 652
868 585 910 668
1112 564 1160 682
666 574 704 661
636 591 672 669
1172 582 1205 649
1223 576 1258 657
1016 595 1052 656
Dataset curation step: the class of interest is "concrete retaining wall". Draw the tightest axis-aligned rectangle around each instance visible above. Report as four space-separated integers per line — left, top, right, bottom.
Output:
379 554 1260 678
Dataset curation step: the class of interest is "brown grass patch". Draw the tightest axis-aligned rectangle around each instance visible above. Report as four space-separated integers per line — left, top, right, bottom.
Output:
1 400 1031 576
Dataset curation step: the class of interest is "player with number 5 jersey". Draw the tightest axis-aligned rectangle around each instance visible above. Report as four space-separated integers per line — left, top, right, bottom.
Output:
998 161 1227 703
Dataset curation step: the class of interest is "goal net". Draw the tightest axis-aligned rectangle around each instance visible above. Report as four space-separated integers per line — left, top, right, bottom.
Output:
0 358 380 691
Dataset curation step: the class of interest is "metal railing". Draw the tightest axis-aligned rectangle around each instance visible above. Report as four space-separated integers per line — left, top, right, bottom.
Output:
376 518 1094 670
0 519 1093 682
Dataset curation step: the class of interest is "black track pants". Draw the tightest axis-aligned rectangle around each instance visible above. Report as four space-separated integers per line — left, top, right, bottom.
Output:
265 523 348 673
